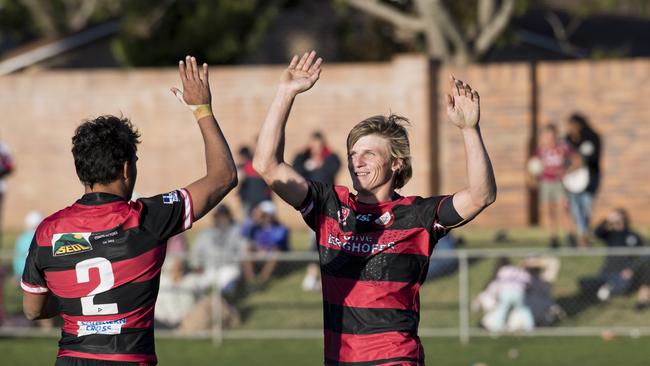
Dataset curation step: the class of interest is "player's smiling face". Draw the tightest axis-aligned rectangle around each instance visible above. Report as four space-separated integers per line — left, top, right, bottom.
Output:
348 134 400 198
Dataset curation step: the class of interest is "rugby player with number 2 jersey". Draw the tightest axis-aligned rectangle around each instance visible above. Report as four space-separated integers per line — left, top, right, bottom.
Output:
21 55 237 366
253 51 497 366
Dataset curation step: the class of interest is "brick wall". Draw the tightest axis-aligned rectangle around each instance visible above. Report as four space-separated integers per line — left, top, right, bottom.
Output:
1 56 649 231
0 55 432 230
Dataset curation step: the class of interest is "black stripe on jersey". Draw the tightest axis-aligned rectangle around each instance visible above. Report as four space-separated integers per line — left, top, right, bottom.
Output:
320 247 429 283
57 278 159 316
325 356 422 366
59 328 155 355
37 229 162 271
323 302 419 335
318 197 434 232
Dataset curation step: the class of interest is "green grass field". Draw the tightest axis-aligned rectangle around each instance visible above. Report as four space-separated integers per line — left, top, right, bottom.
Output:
2 227 650 365
0 336 647 365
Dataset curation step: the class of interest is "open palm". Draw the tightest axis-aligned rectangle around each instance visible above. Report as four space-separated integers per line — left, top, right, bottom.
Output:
281 51 323 95
446 77 480 129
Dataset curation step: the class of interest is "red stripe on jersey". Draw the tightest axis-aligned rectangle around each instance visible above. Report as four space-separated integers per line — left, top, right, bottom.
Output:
323 329 423 364
45 246 164 298
57 349 157 363
317 215 430 256
36 201 142 247
321 275 420 311
61 305 154 335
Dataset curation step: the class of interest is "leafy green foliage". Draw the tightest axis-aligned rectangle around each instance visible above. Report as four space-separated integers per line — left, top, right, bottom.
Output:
112 0 284 66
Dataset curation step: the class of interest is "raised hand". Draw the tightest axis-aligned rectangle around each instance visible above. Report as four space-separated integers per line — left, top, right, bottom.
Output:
171 55 211 107
446 77 480 129
280 51 323 95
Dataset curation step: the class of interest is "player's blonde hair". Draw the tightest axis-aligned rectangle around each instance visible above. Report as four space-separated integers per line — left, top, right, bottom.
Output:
346 114 412 189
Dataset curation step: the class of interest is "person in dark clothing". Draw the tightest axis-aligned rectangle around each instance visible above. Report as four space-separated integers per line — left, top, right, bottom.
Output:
292 131 341 291
564 113 601 247
293 131 341 184
579 208 644 301
237 145 272 216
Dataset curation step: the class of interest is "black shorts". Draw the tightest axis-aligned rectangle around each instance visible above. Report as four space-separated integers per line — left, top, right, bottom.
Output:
55 357 154 366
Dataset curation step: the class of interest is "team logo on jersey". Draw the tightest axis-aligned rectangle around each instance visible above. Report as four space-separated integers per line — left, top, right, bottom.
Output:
337 207 351 224
52 233 93 257
162 191 179 204
356 213 373 222
374 211 394 227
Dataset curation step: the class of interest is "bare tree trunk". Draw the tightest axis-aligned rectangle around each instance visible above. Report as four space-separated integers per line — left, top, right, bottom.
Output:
478 0 496 29
413 0 449 61
429 0 470 64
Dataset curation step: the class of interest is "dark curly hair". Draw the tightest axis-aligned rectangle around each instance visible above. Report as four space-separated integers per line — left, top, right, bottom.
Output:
72 115 141 187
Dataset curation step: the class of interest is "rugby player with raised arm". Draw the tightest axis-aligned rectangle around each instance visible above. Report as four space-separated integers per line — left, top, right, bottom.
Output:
253 51 496 366
21 56 237 366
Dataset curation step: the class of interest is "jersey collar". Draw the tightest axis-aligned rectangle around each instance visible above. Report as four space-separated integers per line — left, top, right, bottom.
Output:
77 192 127 206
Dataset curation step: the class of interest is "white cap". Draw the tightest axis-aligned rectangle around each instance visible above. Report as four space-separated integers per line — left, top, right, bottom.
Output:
25 211 43 230
257 200 277 215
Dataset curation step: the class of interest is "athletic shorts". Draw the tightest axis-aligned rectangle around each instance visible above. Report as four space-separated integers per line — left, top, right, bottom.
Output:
539 180 566 203
55 357 154 366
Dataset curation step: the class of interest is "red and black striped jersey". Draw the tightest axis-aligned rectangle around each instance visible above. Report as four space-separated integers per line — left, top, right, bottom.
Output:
21 190 194 365
298 181 464 366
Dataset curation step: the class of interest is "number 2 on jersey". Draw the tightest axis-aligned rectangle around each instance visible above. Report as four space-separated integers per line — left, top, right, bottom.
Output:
75 257 119 315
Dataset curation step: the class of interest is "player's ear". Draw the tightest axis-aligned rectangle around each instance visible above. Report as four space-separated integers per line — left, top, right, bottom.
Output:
391 158 403 173
122 161 130 181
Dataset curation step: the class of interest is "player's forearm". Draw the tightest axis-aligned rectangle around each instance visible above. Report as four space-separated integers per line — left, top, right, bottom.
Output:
461 126 496 208
196 115 237 202
24 293 58 320
252 86 296 179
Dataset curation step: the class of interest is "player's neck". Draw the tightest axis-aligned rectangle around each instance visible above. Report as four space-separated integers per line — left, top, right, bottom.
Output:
356 186 396 205
84 181 129 200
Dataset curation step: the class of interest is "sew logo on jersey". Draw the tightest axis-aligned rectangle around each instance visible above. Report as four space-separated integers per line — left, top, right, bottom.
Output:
374 211 395 227
77 318 126 337
356 213 373 222
52 233 93 257
337 207 351 224
162 191 179 204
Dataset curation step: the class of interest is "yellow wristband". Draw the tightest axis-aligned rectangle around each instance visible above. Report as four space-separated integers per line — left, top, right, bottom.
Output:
192 104 213 121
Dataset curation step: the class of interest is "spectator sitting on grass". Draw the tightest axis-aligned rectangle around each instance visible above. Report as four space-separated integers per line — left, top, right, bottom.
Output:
155 256 242 332
474 257 534 332
190 204 245 297
579 208 644 301
241 200 289 286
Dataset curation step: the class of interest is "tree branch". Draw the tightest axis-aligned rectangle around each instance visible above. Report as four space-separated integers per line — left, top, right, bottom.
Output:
20 0 59 36
413 0 449 60
64 0 98 31
474 0 515 55
346 0 425 32
544 11 583 57
430 0 470 63
478 0 495 29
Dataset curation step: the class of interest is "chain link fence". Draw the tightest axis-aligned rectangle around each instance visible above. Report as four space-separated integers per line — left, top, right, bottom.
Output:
2 246 650 344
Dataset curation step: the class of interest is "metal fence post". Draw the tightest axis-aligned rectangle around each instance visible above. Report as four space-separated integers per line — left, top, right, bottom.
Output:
458 249 470 345
211 254 223 346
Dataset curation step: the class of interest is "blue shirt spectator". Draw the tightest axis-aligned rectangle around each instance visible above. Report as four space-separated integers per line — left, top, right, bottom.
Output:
241 200 289 252
13 211 43 278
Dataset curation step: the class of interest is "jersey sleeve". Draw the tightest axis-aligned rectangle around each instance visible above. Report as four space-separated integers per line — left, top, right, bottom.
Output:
295 180 335 231
138 188 194 241
20 237 49 294
414 195 466 238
